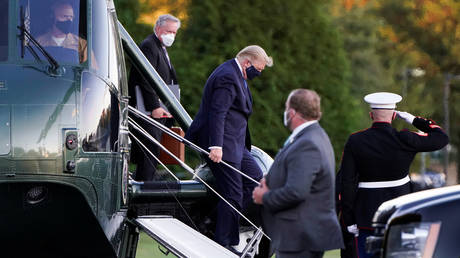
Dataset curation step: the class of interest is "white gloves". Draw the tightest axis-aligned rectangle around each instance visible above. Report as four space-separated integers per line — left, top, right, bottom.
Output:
347 224 359 237
396 111 415 124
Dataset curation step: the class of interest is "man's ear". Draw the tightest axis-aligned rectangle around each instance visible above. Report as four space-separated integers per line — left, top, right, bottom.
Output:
369 112 373 120
392 111 396 120
245 58 252 68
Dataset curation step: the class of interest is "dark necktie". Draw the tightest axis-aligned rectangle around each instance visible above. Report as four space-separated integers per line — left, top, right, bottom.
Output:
162 46 171 69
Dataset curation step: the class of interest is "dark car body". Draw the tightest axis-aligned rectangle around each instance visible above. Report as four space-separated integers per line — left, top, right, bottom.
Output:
367 185 460 257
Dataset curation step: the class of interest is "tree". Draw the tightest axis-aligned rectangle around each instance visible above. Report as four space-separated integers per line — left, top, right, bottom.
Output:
113 0 151 43
330 1 395 131
136 0 188 26
172 0 361 161
375 0 460 182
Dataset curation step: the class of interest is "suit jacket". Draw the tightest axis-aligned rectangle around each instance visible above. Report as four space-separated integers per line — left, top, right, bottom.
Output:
338 117 449 228
128 33 178 111
262 123 344 252
185 59 252 164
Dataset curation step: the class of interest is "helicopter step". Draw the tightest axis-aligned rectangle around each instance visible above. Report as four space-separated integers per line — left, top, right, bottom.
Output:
130 179 207 199
129 179 209 222
134 216 239 258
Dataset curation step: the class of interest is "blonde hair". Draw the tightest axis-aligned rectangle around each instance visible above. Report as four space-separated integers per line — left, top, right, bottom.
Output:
236 45 273 67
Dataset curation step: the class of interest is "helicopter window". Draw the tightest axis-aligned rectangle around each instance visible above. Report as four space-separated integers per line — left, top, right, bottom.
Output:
81 72 119 152
108 13 120 89
18 0 87 64
0 0 8 61
112 12 129 95
90 0 109 77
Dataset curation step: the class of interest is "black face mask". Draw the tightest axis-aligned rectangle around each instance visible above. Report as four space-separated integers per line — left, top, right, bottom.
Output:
245 65 261 80
55 20 73 34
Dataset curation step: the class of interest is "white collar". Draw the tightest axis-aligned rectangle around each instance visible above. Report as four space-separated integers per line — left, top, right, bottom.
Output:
287 120 317 144
52 35 66 46
234 58 244 77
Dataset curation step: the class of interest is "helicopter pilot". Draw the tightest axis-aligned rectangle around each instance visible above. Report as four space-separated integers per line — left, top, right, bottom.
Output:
36 1 88 64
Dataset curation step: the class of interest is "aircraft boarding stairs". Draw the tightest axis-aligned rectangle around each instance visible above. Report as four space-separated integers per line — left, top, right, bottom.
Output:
133 216 263 258
127 130 269 257
129 167 266 258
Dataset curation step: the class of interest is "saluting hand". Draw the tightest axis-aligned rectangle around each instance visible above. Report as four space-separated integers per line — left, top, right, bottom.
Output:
209 148 223 163
252 178 269 205
396 111 415 124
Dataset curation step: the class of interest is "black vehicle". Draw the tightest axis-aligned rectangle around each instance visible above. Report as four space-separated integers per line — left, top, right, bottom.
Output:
367 185 460 257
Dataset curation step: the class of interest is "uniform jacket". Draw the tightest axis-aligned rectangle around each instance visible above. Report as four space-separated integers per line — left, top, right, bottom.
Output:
338 117 449 228
185 59 252 164
36 31 87 63
262 123 344 252
128 33 177 111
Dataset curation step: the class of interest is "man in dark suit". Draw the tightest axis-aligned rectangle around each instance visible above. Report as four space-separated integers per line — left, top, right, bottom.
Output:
253 89 344 258
337 92 449 258
185 45 273 251
128 14 180 181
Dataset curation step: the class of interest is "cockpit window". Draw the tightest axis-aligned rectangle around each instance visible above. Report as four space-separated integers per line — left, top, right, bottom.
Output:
18 0 87 64
0 0 8 61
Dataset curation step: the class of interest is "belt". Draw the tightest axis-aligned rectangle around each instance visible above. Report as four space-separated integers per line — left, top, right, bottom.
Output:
358 175 410 188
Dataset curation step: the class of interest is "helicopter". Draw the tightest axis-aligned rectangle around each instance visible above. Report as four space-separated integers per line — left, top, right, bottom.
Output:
0 0 273 257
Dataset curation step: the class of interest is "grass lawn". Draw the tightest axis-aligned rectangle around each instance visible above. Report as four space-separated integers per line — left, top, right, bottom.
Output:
324 249 340 258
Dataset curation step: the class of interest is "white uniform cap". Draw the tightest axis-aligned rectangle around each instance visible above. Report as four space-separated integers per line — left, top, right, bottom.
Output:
364 92 402 109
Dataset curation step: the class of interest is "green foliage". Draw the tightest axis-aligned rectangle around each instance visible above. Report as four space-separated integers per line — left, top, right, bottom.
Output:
376 0 460 74
171 0 361 160
374 0 460 177
332 3 392 129
113 0 151 43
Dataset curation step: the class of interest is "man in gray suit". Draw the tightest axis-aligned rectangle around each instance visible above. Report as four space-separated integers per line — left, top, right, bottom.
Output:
253 89 343 258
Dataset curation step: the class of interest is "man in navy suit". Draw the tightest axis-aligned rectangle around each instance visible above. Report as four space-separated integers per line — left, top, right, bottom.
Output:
185 45 273 250
128 14 180 181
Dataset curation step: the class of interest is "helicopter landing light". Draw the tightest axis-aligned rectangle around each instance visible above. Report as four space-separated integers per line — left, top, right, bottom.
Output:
25 186 48 205
62 129 77 173
65 134 78 150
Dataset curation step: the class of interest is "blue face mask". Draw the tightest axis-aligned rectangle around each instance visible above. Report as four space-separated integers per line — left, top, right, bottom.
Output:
246 65 261 80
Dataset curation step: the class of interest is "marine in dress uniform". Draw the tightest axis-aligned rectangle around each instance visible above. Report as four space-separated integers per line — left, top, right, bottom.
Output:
337 92 449 258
